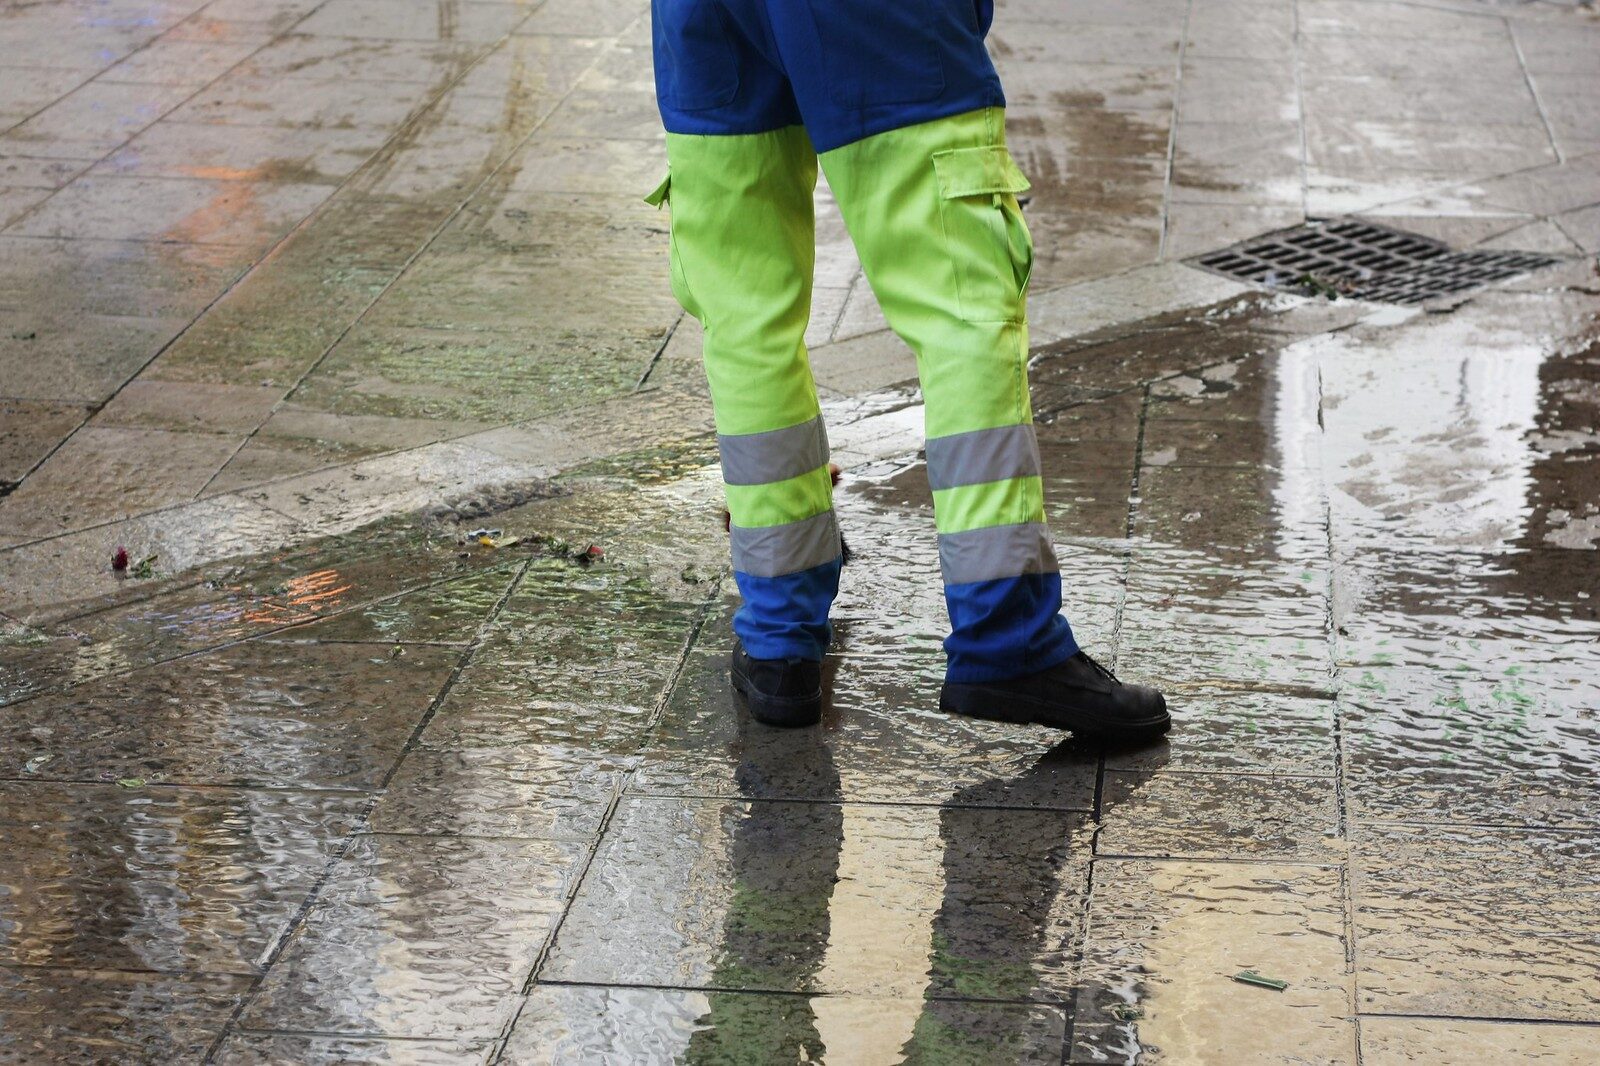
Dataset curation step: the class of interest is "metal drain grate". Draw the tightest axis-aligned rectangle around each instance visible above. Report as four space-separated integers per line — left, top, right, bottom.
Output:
1189 218 1561 305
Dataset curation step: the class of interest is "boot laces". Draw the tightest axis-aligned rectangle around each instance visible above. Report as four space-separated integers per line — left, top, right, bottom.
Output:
1079 651 1119 682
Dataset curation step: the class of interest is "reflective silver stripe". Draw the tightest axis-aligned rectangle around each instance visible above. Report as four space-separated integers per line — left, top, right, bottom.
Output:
731 510 842 578
924 423 1041 491
718 415 829 486
938 522 1059 585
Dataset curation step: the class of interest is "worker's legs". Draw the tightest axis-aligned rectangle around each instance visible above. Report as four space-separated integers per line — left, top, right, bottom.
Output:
661 127 841 661
652 1 840 662
819 108 1079 682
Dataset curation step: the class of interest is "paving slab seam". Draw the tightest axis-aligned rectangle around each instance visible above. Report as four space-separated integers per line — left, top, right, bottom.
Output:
487 581 724 1063
202 554 538 1062
617 792 1100 815
1357 1010 1600 1026
527 976 1078 1010
1088 854 1347 869
1292 0 1312 219
1505 11 1566 164
1154 0 1198 261
633 310 688 390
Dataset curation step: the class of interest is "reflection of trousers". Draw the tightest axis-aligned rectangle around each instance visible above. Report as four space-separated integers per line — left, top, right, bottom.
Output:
650 1 1079 682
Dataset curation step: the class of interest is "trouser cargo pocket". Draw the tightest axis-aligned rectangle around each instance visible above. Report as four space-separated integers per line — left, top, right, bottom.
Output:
932 144 1034 323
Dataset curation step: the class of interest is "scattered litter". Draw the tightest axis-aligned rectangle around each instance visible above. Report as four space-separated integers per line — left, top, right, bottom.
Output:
1109 1004 1143 1021
130 554 158 580
23 754 52 773
116 777 146 789
571 544 604 566
389 645 405 659
112 546 129 572
467 527 503 541
1232 971 1289 991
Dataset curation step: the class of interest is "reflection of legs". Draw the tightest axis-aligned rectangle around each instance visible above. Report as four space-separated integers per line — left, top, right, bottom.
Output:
820 108 1078 683
666 127 842 663
901 753 1086 1060
684 718 842 1061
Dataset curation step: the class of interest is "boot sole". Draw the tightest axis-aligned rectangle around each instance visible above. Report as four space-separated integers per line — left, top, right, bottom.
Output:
938 683 1170 741
731 665 823 728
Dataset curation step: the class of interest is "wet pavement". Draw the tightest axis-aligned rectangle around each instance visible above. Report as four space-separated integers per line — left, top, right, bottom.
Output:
4 0 1600 1063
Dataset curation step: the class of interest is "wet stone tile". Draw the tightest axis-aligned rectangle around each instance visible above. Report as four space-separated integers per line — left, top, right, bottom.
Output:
1071 860 1354 1064
0 235 248 318
367 745 619 841
1352 823 1600 1022
0 426 243 536
1360 1016 1600 1065
4 81 198 153
289 322 652 427
0 310 187 404
1333 549 1600 668
295 0 534 43
235 34 489 85
1105 692 1337 774
416 556 703 756
502 984 1069 1065
1341 663 1600 828
1098 770 1341 860
0 399 87 483
0 641 457 789
1133 464 1329 561
544 796 1092 1003
98 120 392 185
8 175 333 248
0 781 363 972
0 967 253 1066
241 833 588 1039
216 1031 491 1065
265 563 521 645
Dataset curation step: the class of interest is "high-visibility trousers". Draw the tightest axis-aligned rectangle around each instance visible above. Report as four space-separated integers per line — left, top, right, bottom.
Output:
649 0 1078 683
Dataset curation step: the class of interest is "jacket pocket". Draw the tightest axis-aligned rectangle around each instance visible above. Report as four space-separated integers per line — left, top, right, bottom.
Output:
933 144 1033 323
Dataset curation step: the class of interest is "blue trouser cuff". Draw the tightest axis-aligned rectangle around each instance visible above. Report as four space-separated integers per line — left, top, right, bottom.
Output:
732 557 843 661
943 572 1080 683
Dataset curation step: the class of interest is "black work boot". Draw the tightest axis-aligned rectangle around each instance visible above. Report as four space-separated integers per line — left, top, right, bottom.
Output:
730 639 823 728
939 651 1169 742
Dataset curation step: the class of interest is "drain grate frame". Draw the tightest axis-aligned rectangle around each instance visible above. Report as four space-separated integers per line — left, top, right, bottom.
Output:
1188 218 1562 305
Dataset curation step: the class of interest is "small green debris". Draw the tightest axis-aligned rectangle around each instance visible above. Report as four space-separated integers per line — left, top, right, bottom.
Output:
388 645 405 659
130 554 158 580
116 777 146 789
1109 1004 1143 1021
1232 970 1289 991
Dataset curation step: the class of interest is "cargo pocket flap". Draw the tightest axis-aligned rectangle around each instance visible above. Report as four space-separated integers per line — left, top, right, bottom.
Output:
932 146 1030 199
643 172 671 208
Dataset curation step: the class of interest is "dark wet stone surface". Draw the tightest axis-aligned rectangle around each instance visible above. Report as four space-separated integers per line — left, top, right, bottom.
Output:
544 795 1091 1003
241 832 588 1040
1352 823 1600 1022
215 1031 490 1065
0 641 458 789
501 984 1070 1064
0 967 252 1066
1098 770 1341 860
0 781 364 973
